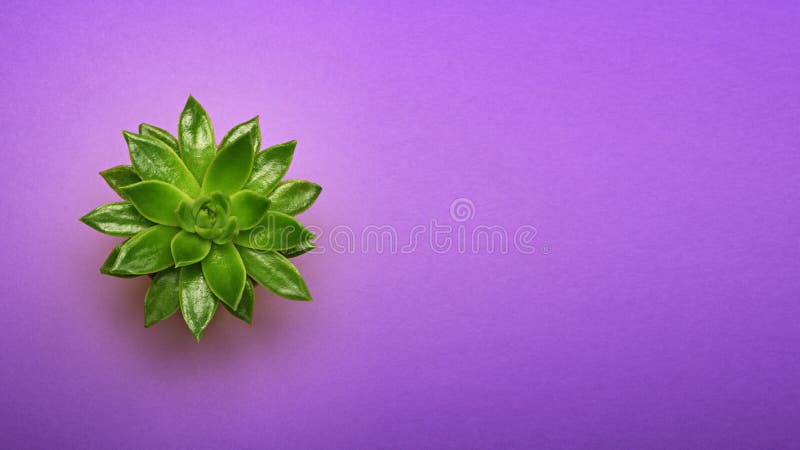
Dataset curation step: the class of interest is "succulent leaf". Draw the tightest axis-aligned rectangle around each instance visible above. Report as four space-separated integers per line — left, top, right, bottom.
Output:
230 190 270 230
111 225 180 275
223 279 255 324
122 180 193 226
171 231 211 267
280 240 317 259
100 165 141 200
201 243 246 309
176 200 196 232
219 117 261 154
213 217 239 245
100 244 138 278
178 96 216 183
80 202 154 237
268 180 322 216
235 211 315 251
179 263 218 341
139 123 180 155
202 128 256 194
244 140 296 196
144 269 180 327
124 131 200 196
238 247 312 301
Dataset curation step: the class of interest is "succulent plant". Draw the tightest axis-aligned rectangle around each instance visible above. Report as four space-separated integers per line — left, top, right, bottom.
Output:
80 96 321 340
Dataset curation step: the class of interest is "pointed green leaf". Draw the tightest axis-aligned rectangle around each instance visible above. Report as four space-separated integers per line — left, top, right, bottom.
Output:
201 243 246 309
179 96 216 183
99 244 138 278
124 131 200 196
223 279 254 324
80 202 154 237
219 117 260 154
139 123 179 155
111 225 179 275
244 140 296 196
100 165 141 200
268 180 322 216
280 240 317 259
121 180 192 226
144 269 180 327
202 128 255 194
235 211 314 251
171 231 211 267
230 190 270 230
238 247 312 301
179 263 218 341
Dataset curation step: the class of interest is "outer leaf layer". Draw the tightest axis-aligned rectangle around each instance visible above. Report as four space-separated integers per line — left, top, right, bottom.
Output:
223 279 254 324
145 269 180 327
236 211 314 250
202 129 255 194
201 243 246 309
100 165 141 200
122 181 192 226
244 140 296 195
180 264 218 341
230 190 270 230
268 180 322 216
80 202 153 237
179 96 216 183
238 247 312 301
139 123 180 155
100 244 137 278
171 231 211 267
280 240 317 259
124 131 199 196
219 117 260 154
112 225 179 275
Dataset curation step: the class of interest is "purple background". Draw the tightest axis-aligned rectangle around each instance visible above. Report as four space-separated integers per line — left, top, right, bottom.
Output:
2 1 799 448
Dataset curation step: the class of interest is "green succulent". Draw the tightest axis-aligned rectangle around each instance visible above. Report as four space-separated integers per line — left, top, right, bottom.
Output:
80 96 321 340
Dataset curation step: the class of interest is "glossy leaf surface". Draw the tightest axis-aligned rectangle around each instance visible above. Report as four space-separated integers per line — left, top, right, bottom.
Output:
80 202 153 237
124 131 199 196
111 225 179 275
268 180 322 216
219 117 260 154
239 247 311 300
180 263 218 341
171 231 211 267
122 180 192 226
139 123 179 154
100 165 141 200
244 140 295 196
144 269 180 327
99 244 137 278
179 96 216 183
223 279 254 324
280 240 317 259
202 129 255 194
201 243 246 309
236 211 314 250
230 190 270 230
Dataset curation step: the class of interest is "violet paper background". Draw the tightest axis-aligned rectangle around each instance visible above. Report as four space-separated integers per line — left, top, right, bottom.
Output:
1 1 799 448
